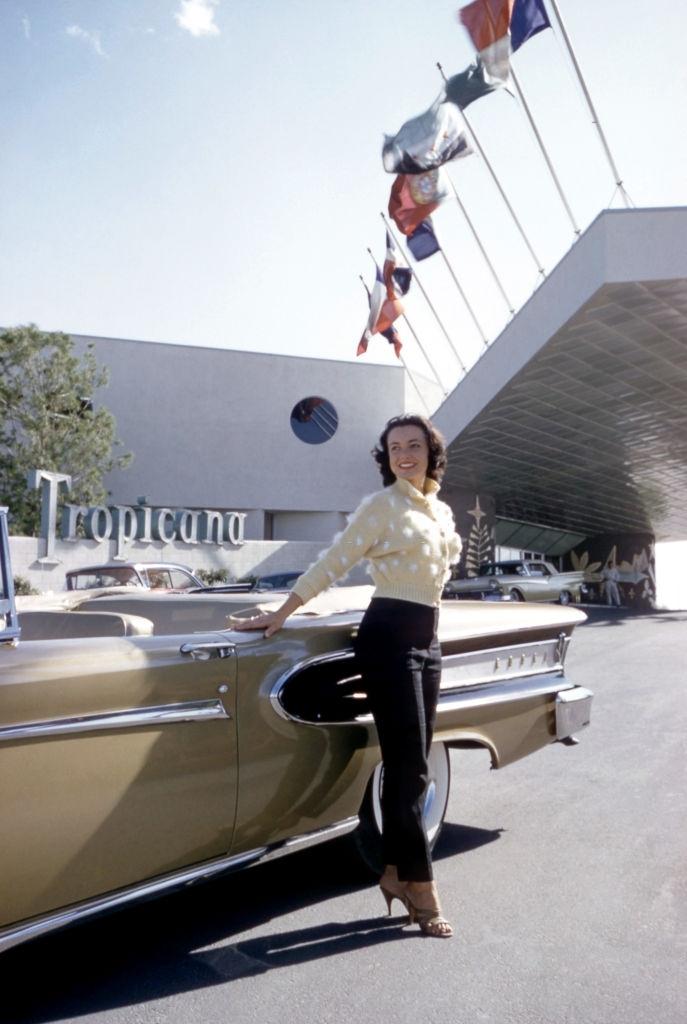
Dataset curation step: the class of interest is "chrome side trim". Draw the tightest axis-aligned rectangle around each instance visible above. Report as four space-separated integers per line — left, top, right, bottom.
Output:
0 816 360 954
439 636 565 691
437 672 574 713
269 649 356 722
269 637 571 726
0 699 230 743
348 673 577 726
251 815 359 866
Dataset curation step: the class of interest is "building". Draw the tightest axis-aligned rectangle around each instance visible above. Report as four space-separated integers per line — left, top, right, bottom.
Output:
11 207 687 609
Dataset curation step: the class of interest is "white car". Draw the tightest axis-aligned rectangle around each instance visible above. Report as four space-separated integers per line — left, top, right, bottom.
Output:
446 560 587 605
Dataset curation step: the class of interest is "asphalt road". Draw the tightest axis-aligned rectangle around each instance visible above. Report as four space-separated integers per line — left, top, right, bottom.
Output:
4 608 686 1024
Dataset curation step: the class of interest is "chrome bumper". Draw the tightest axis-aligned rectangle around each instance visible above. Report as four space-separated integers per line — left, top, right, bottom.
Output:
555 687 593 739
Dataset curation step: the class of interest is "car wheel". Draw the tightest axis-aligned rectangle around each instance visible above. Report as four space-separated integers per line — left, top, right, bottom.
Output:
509 589 525 601
558 590 572 606
354 742 451 874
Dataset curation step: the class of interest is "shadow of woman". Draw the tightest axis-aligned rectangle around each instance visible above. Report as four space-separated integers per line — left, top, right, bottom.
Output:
3 824 502 1022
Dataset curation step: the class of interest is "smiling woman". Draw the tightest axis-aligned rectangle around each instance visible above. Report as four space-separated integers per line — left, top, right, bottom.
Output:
372 414 448 488
386 424 429 491
232 414 462 936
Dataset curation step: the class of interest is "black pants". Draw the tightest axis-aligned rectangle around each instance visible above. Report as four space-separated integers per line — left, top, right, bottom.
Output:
354 598 442 882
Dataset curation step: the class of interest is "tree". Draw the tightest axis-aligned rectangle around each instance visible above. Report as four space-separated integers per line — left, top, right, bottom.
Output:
0 325 132 535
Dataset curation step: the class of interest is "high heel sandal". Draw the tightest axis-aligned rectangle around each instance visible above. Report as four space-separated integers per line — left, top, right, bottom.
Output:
380 881 409 916
405 889 454 938
379 867 409 916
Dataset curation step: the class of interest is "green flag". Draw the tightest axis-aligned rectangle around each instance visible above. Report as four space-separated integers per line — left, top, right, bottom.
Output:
444 60 496 109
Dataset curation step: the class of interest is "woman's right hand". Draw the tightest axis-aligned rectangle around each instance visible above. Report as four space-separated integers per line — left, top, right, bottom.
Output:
227 591 304 638
228 611 286 638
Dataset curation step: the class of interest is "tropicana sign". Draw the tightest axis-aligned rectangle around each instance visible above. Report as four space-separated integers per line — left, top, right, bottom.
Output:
29 470 246 563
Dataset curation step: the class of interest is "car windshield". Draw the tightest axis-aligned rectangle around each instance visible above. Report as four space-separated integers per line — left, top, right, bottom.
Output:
69 568 142 590
167 569 198 590
256 573 300 590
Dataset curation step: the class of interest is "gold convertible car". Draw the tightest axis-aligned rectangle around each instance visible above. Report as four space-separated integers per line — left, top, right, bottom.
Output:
0 508 592 953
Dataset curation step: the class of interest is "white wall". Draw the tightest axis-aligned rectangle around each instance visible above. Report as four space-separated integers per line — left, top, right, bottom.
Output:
655 541 687 611
271 511 347 541
71 335 406 524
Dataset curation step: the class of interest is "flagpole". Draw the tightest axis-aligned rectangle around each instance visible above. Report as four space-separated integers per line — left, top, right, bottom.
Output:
437 248 489 349
381 214 467 375
445 172 515 315
399 352 434 416
509 65 581 236
437 61 546 280
399 314 449 403
545 0 632 209
362 257 446 394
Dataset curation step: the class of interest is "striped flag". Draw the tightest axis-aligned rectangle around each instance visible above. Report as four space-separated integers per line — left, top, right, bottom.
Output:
358 260 405 359
458 0 550 84
383 232 412 300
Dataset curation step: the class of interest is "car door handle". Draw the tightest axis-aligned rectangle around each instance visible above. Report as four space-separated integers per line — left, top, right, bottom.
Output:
180 642 235 660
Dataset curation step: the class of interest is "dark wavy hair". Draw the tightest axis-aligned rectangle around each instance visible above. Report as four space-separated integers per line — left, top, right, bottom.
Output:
372 414 448 487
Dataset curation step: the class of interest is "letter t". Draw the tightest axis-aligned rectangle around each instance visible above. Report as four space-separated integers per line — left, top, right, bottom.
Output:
27 469 72 563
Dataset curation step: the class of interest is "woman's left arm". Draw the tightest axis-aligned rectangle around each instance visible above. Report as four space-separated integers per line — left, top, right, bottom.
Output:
439 502 462 565
447 530 462 566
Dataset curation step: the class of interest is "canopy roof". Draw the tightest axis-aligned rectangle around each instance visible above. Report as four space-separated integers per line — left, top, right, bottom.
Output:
435 208 687 545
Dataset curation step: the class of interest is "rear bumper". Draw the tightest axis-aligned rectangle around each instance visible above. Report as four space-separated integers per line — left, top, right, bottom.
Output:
555 687 593 739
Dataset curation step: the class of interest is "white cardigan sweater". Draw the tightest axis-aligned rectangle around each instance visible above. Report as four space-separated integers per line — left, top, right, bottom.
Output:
291 477 462 609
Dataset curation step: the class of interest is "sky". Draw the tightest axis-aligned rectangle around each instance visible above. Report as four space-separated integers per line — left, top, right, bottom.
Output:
1 0 686 394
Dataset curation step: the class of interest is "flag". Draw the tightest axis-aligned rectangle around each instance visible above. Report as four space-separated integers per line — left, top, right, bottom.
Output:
380 324 403 359
383 232 412 299
388 169 449 236
458 0 550 84
407 218 441 261
383 96 472 174
444 59 497 108
357 265 405 359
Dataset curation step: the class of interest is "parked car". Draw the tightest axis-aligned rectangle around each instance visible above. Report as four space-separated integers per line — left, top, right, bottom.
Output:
254 571 302 591
443 576 513 602
66 561 203 593
0 508 592 953
189 572 302 595
448 560 588 605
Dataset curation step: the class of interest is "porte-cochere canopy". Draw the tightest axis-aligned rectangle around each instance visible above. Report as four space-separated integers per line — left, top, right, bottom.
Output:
435 208 687 545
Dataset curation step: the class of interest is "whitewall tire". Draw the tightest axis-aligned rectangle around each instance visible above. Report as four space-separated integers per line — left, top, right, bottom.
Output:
354 742 451 874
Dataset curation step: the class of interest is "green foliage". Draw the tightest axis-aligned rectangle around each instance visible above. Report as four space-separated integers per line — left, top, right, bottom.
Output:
0 325 132 536
195 567 232 585
13 575 39 596
238 574 258 587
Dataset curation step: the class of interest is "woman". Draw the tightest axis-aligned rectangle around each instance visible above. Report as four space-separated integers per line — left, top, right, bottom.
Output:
234 414 462 937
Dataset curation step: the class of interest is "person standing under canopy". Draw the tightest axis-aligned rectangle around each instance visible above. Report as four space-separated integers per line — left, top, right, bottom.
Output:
602 561 622 607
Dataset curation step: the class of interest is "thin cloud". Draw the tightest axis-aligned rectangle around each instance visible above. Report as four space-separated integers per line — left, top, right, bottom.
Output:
66 24 107 58
174 0 220 38
22 16 31 40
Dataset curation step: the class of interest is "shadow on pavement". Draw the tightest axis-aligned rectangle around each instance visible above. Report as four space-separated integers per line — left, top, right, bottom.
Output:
577 605 687 627
3 823 500 1023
